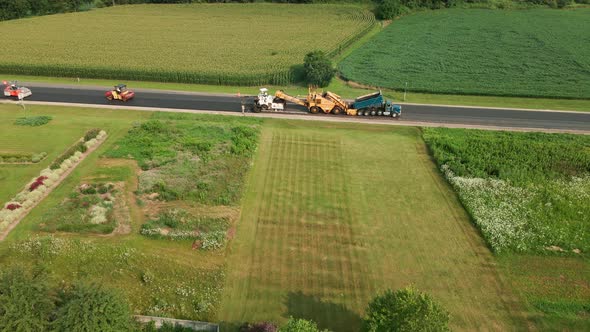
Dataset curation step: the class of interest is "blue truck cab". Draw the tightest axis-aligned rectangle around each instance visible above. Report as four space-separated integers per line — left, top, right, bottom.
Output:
352 91 401 118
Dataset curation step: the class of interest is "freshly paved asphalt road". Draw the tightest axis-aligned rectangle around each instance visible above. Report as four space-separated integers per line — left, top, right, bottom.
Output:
4 83 590 132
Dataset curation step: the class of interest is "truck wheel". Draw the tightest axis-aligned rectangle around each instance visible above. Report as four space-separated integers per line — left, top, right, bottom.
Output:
310 106 319 114
332 107 342 115
377 110 383 116
370 109 377 116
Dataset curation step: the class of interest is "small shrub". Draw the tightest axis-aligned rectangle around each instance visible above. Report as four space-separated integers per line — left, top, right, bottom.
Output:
5 203 21 211
362 286 450 332
84 128 101 142
240 322 278 332
376 0 404 20
279 318 326 332
141 271 155 284
81 186 97 195
14 116 53 126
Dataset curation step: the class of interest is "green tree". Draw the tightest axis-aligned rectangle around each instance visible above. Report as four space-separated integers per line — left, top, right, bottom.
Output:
376 0 403 20
362 286 450 332
52 283 134 332
0 267 55 332
279 317 329 332
303 51 335 87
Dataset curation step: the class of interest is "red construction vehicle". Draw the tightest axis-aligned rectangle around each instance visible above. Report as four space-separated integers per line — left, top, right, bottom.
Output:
3 81 32 99
105 84 135 102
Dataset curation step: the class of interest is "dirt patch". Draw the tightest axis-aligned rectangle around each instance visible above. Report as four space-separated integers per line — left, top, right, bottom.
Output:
111 182 132 235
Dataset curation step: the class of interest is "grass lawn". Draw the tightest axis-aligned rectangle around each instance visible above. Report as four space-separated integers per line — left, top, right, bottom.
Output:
499 255 590 331
339 8 590 99
0 3 375 86
219 119 526 331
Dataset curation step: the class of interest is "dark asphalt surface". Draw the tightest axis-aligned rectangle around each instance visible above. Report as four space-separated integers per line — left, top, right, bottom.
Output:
4 84 590 131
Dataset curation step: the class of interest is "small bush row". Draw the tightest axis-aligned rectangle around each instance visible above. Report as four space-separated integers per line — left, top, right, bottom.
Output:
49 129 106 169
14 115 53 126
0 152 47 164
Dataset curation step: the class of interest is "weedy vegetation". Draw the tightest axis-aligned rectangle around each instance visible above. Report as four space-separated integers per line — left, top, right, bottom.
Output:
339 8 590 98
423 128 590 253
105 113 260 205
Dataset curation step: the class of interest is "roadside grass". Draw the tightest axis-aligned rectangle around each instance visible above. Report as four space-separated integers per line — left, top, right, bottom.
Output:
0 4 375 86
339 8 590 99
219 119 525 331
5 74 590 112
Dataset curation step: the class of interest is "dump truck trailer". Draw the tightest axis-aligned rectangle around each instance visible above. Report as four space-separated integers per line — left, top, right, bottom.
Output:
352 91 401 117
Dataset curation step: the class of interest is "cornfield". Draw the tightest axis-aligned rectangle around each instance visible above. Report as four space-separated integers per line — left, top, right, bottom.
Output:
0 4 375 86
339 8 590 99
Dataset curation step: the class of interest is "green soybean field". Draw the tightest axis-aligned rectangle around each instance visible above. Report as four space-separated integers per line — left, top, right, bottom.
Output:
0 4 375 86
339 8 590 99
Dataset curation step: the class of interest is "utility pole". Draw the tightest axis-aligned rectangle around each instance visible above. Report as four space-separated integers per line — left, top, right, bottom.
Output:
403 82 408 101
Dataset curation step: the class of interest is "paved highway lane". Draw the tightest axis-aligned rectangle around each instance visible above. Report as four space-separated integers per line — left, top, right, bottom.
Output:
4 83 590 132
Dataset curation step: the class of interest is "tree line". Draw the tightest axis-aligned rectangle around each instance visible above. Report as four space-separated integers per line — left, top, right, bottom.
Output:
2 0 587 22
0 0 319 21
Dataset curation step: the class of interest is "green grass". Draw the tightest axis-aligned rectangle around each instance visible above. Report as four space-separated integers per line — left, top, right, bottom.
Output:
219 120 526 331
339 8 590 99
0 3 375 86
499 255 590 331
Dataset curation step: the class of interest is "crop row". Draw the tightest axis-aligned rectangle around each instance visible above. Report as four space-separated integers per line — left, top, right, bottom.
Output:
0 4 375 86
339 8 590 99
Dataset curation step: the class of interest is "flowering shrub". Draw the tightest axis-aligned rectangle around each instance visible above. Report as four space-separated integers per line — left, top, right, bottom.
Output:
6 203 21 211
28 176 48 191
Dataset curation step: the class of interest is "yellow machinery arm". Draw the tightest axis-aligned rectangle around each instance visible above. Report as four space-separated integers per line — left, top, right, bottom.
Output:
324 91 348 110
275 90 307 107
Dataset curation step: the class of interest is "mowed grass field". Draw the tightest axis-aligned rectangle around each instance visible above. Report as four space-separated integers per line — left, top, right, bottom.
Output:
339 8 590 99
0 4 375 86
219 120 525 331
